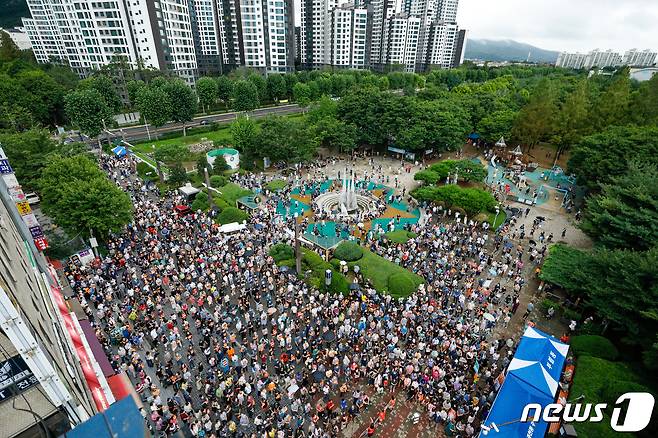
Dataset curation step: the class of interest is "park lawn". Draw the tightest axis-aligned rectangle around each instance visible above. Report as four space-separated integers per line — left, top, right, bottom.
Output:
570 355 642 438
265 179 287 192
487 209 507 229
348 247 424 298
131 126 233 154
384 230 417 244
215 182 253 206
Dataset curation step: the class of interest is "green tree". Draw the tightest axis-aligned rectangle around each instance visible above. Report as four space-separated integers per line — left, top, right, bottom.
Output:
64 89 113 140
590 72 631 131
165 80 197 136
580 162 658 251
39 155 132 237
196 77 217 113
550 80 590 158
216 76 234 105
136 85 171 137
0 31 22 62
257 116 318 162
196 155 210 178
81 74 122 114
16 70 67 126
477 109 518 143
267 74 287 102
247 73 267 102
168 163 188 185
313 117 357 152
632 73 658 125
126 80 146 109
0 129 86 190
230 115 260 167
568 126 658 190
292 82 312 107
511 78 556 146
232 80 259 111
540 244 658 347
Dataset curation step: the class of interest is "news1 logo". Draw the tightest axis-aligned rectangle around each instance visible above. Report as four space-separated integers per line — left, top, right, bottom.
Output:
482 392 655 434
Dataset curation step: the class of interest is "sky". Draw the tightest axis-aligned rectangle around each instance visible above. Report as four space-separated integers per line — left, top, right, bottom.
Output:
457 0 658 53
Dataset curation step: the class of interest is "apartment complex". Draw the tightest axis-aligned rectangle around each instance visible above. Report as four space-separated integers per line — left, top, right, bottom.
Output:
556 48 657 69
23 0 295 83
623 49 657 67
0 147 105 436
301 0 465 72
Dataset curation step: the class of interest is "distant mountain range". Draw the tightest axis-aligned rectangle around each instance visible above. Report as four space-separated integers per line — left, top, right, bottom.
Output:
464 39 560 64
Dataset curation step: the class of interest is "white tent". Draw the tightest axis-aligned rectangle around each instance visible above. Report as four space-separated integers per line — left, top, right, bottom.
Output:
495 137 507 147
217 222 247 233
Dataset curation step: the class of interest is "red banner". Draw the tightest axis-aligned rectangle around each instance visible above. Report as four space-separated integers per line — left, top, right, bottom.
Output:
47 266 109 412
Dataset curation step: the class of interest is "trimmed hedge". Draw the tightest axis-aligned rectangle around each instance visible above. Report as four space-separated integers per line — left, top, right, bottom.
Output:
269 243 294 263
388 273 417 298
217 207 247 224
334 241 364 262
571 335 619 361
411 185 496 215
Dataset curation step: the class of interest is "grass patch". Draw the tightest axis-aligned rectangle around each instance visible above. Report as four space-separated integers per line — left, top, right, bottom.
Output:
215 182 253 206
487 209 507 228
265 179 287 192
278 248 350 295
131 126 233 154
345 247 424 298
384 230 417 244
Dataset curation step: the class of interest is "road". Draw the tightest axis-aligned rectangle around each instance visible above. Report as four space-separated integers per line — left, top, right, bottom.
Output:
111 104 303 144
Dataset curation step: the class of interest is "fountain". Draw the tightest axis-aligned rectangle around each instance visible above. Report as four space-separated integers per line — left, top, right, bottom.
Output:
314 171 378 217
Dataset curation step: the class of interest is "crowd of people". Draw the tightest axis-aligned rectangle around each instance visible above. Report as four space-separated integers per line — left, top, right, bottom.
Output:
63 153 545 438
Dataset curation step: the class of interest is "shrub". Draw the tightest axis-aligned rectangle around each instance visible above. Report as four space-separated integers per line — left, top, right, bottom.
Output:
598 380 653 407
540 298 560 311
428 159 487 183
190 192 210 212
329 272 350 295
334 241 363 262
562 308 582 322
571 335 619 361
210 175 227 187
474 213 489 222
269 243 294 263
217 207 247 224
215 197 230 211
388 273 417 298
414 170 439 185
329 258 341 270
412 184 496 215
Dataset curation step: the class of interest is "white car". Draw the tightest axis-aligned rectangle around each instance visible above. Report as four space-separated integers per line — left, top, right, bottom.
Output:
25 192 40 205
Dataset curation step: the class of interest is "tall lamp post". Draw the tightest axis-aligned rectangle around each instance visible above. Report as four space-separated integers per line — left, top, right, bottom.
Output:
493 205 501 229
294 212 302 274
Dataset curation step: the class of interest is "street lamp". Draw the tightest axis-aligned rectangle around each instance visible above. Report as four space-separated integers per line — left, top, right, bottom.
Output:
294 212 302 274
493 205 501 229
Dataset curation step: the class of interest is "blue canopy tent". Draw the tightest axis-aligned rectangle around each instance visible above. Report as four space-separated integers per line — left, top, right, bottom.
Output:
469 133 481 140
508 326 569 397
480 327 569 437
112 145 127 157
481 374 554 437
61 396 145 438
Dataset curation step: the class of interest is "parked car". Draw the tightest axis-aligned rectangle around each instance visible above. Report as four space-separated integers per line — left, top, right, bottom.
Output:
25 192 40 205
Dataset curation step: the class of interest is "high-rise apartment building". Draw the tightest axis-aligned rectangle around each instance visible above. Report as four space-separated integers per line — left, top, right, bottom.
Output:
329 4 369 69
0 147 105 436
555 52 587 69
556 48 656 70
23 0 295 83
301 0 464 72
623 49 657 67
